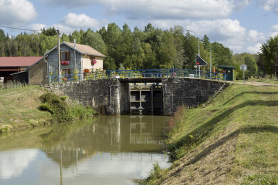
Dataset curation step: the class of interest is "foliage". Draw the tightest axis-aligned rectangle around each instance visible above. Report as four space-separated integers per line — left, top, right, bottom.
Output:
257 35 278 75
0 23 251 72
39 93 72 122
39 92 97 122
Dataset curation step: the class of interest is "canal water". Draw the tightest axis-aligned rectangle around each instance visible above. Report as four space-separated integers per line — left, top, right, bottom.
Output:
0 116 171 185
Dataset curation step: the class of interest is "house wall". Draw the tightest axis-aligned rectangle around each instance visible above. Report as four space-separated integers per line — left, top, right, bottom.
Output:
82 56 104 72
28 59 48 85
82 56 92 72
48 45 83 80
93 56 103 71
48 45 104 81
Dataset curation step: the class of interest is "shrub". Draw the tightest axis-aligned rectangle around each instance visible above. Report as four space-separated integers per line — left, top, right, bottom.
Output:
39 93 73 122
39 93 97 122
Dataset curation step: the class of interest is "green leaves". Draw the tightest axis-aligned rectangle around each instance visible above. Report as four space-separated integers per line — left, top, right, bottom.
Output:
257 35 278 75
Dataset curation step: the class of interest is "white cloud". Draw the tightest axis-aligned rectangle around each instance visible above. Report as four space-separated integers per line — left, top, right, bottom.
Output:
0 0 37 26
61 13 101 29
27 24 47 31
270 24 278 37
258 0 278 13
44 0 251 19
247 43 262 54
130 18 247 53
0 150 38 180
247 30 266 43
185 19 246 53
50 24 75 34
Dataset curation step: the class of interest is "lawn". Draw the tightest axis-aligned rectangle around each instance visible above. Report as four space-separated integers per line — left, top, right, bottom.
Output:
144 83 278 185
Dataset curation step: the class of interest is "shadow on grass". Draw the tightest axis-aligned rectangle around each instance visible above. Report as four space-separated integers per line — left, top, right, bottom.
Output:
168 100 278 161
223 91 278 106
169 125 278 178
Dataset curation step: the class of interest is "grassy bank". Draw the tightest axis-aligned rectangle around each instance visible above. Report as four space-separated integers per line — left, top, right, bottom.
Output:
0 86 52 131
0 85 97 133
142 83 278 184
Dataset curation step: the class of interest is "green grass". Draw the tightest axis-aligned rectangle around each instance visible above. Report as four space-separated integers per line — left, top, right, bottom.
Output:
144 83 278 185
0 85 98 132
0 86 52 130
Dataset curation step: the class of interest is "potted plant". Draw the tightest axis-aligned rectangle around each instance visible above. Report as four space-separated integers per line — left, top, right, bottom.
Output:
91 59 97 65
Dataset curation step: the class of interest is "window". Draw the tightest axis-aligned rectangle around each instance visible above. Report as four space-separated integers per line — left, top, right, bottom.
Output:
61 51 70 61
62 69 71 78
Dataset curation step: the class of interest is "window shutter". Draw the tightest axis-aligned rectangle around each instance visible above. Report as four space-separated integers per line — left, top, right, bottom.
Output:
67 52 70 61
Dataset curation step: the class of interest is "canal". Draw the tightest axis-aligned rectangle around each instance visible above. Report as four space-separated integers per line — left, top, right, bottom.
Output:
0 116 171 185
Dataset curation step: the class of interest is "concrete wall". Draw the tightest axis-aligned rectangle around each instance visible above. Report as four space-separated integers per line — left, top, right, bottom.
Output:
162 78 224 115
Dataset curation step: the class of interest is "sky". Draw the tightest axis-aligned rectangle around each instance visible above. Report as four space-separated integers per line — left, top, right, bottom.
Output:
0 0 278 54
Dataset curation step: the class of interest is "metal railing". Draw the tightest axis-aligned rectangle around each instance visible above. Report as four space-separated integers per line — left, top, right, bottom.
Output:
48 69 226 83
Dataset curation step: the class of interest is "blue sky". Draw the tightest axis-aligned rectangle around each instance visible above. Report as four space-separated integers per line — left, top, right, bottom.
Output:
0 0 278 54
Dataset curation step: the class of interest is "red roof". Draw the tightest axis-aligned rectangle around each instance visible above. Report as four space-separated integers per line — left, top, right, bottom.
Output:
0 57 43 67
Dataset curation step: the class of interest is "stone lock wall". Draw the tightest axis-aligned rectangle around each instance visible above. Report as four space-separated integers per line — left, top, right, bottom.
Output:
49 78 225 116
162 78 225 115
49 79 120 115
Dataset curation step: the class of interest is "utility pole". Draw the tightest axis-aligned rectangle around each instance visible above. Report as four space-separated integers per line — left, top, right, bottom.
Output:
74 39 76 72
57 29 60 83
210 42 212 80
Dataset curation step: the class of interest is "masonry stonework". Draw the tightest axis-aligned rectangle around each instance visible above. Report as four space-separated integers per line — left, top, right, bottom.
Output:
49 78 225 116
50 79 119 115
162 78 224 115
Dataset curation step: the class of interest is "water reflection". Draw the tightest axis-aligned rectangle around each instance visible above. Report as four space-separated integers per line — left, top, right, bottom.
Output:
0 116 170 185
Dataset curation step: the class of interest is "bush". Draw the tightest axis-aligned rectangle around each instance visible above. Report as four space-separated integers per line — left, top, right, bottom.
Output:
39 93 73 122
39 93 97 122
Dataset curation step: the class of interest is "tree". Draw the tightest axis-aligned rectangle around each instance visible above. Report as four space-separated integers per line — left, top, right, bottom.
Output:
0 29 6 56
70 30 82 43
61 33 70 42
244 56 257 78
83 29 107 55
41 27 57 36
257 35 278 75
202 34 210 50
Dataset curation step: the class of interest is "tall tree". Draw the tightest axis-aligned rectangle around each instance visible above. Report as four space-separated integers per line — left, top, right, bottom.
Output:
257 35 278 74
244 56 257 78
83 29 107 55
0 29 5 56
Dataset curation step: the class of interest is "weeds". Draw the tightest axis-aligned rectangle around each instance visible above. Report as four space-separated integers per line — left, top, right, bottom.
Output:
39 92 97 122
0 81 27 90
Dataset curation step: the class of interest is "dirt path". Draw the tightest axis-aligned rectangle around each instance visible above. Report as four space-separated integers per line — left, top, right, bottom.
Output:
233 81 278 87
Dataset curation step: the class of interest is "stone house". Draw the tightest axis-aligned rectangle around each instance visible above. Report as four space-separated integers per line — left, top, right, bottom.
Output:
12 42 106 84
45 41 106 83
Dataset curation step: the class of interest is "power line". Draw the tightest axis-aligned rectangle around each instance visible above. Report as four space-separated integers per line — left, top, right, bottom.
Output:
0 25 41 32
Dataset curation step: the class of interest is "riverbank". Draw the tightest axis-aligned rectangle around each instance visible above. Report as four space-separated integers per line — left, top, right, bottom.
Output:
0 85 96 133
0 86 52 132
142 83 278 184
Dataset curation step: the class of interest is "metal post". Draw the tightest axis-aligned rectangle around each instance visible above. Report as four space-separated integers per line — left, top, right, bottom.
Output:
243 70 245 85
74 39 76 72
198 37 200 78
57 30 60 83
210 42 212 80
